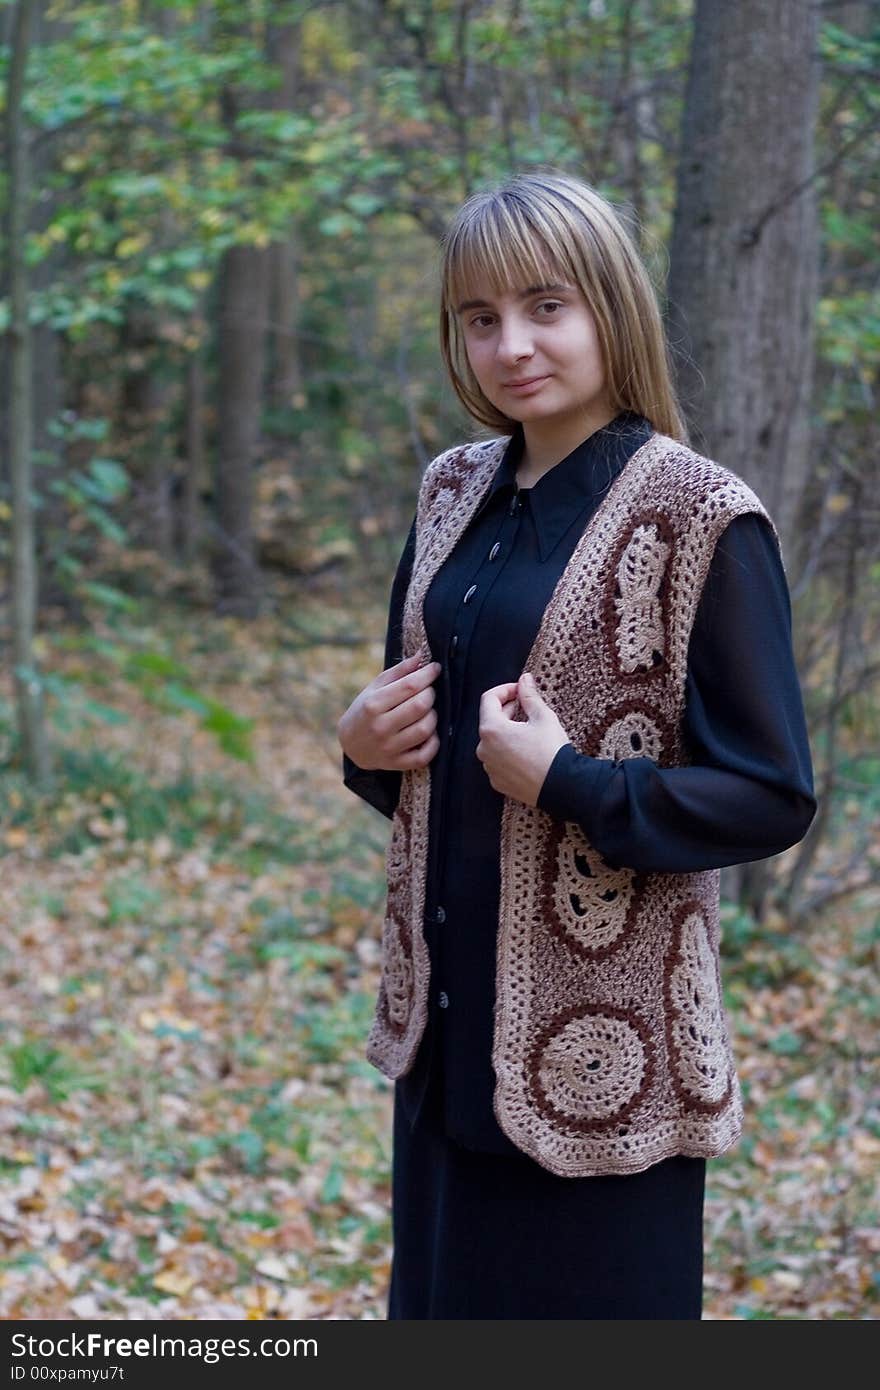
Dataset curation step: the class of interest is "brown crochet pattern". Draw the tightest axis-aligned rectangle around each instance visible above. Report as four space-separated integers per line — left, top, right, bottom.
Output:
365 429 780 1177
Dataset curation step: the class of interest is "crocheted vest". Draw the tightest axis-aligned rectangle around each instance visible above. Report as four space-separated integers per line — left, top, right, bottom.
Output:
365 429 780 1177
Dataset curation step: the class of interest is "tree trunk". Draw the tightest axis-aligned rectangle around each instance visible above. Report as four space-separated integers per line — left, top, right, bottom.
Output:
665 0 820 577
212 243 268 616
119 301 175 560
266 13 303 412
119 5 181 563
5 0 51 784
2 1 65 531
209 9 275 617
664 0 821 921
181 348 208 567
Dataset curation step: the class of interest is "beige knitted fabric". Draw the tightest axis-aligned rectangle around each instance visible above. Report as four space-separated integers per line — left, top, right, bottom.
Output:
365 429 781 1177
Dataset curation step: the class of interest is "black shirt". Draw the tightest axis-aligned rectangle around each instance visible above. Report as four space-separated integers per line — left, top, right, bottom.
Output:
343 412 817 1154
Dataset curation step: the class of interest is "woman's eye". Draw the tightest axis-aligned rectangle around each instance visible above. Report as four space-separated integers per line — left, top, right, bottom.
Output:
536 300 563 316
469 314 494 329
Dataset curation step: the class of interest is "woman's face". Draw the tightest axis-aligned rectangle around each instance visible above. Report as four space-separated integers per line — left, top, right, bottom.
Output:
456 278 613 430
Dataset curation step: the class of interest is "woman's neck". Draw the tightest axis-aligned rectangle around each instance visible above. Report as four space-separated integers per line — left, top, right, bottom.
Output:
516 406 620 486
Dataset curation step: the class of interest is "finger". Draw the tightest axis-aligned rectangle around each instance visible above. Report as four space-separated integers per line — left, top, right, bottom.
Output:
376 685 439 744
480 682 520 720
373 663 442 721
482 681 520 704
376 652 433 686
385 702 437 750
395 730 441 770
496 698 520 721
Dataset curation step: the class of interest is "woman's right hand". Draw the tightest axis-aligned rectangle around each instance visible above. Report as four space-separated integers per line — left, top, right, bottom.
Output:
337 652 443 771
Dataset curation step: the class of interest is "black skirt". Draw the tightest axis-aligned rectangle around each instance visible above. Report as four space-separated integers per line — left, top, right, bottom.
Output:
387 1051 706 1320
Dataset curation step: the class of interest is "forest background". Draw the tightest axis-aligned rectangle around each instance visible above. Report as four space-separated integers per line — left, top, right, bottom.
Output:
0 0 877 1320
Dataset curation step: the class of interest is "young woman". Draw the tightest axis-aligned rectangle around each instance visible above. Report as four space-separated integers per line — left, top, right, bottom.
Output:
337 170 817 1320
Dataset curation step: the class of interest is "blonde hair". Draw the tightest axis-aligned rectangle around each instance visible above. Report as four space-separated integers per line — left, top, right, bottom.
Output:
439 169 688 444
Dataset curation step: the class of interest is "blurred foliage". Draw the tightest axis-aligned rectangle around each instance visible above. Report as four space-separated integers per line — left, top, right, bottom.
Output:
0 1 876 572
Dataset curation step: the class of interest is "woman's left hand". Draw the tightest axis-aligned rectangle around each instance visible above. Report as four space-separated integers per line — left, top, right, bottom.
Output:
476 672 572 807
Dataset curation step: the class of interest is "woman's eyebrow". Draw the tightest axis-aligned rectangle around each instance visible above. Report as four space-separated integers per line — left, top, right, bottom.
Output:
455 282 572 314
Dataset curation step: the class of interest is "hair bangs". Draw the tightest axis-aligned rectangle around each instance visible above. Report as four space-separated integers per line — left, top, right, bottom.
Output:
443 194 571 316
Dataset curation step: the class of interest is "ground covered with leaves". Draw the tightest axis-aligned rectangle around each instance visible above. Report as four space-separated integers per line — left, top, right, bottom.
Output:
0 574 877 1319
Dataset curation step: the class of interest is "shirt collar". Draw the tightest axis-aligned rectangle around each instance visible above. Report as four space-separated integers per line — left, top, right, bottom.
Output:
478 410 653 562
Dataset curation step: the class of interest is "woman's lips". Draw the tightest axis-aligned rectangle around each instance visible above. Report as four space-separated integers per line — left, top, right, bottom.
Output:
503 375 550 395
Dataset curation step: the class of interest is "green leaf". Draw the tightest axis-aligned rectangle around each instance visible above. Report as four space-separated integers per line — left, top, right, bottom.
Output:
76 697 131 726
80 581 139 613
83 505 128 545
128 651 191 680
318 212 360 238
320 1161 344 1204
88 457 130 499
231 1129 265 1174
346 192 384 218
201 702 255 762
162 683 211 716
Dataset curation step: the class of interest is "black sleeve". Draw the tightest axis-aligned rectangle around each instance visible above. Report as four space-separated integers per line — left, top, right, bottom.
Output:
341 515 417 820
536 511 818 872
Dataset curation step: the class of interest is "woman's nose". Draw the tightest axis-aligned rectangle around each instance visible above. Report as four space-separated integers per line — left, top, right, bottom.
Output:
496 316 534 363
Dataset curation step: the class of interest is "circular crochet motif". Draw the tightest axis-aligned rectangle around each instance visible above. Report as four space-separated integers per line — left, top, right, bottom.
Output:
535 1011 648 1123
597 709 665 762
379 913 413 1033
608 516 673 677
666 906 731 1110
552 825 635 953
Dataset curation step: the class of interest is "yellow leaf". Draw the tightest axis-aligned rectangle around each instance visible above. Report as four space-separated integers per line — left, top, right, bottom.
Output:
117 236 147 259
255 1256 293 1281
138 1186 168 1212
853 1133 880 1156
750 1140 776 1169
152 1268 195 1296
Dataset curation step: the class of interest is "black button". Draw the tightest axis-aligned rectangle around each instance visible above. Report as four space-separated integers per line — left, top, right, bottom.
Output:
450 634 459 655
463 583 477 604
489 541 501 561
436 905 446 923
438 990 449 1008
447 723 454 738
